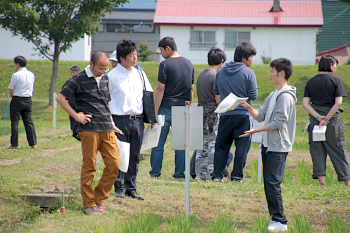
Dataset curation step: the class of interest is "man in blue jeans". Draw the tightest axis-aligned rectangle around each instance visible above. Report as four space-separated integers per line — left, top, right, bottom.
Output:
149 37 195 179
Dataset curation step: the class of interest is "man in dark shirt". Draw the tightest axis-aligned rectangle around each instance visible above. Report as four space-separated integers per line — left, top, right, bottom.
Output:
149 37 195 179
56 51 122 215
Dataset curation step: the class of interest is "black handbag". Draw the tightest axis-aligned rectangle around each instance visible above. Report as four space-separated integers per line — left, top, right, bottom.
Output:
138 70 157 124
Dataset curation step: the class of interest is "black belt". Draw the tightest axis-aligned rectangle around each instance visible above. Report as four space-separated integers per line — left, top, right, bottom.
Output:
115 115 143 120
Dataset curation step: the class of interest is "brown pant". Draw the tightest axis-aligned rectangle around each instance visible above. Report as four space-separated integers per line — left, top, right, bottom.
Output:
78 130 119 209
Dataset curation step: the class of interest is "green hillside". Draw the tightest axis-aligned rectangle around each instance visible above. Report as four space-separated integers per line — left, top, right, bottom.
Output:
1 59 350 104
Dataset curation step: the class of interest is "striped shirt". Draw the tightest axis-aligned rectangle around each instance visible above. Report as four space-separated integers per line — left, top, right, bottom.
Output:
60 67 113 132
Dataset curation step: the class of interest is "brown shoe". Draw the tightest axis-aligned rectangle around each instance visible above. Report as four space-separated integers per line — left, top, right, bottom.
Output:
7 145 18 149
31 145 37 149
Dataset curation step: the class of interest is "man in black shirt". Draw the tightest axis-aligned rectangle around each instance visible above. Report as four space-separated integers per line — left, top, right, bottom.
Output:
149 37 195 179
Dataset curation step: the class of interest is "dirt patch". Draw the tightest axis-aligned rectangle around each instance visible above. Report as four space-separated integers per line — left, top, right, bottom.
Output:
0 144 81 166
31 184 77 193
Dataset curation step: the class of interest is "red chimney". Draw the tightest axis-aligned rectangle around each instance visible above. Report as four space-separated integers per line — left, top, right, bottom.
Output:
269 0 283 12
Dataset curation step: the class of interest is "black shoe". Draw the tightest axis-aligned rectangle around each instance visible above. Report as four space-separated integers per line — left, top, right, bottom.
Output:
127 190 144 200
231 178 242 183
173 176 185 179
115 190 125 198
150 174 161 178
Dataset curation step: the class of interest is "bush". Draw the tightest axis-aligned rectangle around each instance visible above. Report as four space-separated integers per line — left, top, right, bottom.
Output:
138 42 155 62
261 55 271 64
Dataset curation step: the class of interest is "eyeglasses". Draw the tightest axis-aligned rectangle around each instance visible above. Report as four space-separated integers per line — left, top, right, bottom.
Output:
97 67 109 73
92 64 109 73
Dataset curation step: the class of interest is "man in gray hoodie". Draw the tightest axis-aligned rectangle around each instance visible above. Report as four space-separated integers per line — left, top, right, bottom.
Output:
240 58 296 232
211 42 258 182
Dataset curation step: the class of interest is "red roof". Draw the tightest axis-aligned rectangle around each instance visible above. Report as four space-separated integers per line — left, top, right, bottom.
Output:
317 44 350 56
154 0 323 27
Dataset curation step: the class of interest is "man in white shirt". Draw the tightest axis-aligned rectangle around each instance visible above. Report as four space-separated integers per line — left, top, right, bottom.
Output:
108 39 154 200
8 56 37 149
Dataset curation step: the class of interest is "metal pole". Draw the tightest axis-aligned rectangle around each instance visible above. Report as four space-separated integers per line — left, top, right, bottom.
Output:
185 104 191 216
258 144 262 183
53 92 57 128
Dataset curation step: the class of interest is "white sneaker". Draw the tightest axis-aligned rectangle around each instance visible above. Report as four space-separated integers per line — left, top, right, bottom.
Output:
268 220 287 232
213 178 222 182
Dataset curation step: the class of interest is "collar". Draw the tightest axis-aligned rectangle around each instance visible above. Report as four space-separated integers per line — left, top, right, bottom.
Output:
18 67 27 72
116 63 135 73
85 65 94 78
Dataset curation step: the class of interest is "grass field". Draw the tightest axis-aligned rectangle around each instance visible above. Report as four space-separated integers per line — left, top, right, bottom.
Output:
1 60 350 232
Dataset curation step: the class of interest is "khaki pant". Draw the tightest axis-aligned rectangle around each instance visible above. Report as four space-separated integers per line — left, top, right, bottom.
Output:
78 131 119 209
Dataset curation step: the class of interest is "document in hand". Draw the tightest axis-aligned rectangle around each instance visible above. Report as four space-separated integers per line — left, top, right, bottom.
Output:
140 115 165 152
312 125 327 141
214 93 248 114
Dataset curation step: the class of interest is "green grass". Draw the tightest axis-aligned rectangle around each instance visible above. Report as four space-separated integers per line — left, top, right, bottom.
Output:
1 61 350 232
289 215 313 233
327 214 350 233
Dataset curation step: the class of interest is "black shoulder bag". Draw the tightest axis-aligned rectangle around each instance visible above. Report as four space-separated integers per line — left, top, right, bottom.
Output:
138 70 157 124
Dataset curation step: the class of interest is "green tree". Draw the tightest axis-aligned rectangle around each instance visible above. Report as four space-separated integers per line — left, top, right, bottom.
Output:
138 42 155 62
0 0 127 105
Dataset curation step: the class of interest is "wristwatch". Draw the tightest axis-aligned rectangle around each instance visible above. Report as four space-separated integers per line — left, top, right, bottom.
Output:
323 118 329 122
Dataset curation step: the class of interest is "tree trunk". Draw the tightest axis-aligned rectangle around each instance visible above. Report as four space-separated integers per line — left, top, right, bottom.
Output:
48 41 60 106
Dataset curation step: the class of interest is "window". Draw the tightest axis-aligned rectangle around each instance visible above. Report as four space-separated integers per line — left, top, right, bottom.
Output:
190 30 216 49
132 24 155 33
225 31 251 49
107 24 130 33
98 24 104 33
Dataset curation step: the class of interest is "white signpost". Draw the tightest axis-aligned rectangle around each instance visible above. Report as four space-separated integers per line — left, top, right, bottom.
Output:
53 92 57 128
172 105 203 216
250 116 264 183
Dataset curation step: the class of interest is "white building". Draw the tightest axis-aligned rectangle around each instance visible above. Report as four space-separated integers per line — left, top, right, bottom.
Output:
0 27 91 61
154 0 323 65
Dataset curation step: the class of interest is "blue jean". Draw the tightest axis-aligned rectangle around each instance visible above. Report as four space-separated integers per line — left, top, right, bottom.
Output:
149 107 185 177
262 146 288 224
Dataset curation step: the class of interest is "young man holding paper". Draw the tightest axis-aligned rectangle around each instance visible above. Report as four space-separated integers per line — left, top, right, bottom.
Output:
211 42 258 182
240 58 296 232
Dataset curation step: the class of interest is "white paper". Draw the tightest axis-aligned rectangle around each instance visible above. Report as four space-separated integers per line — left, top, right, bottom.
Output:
116 137 130 173
214 93 249 113
140 115 165 151
312 125 327 141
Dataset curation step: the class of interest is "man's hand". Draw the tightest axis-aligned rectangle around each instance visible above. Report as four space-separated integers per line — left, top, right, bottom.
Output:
239 129 257 138
113 125 124 135
151 123 157 129
240 101 251 109
74 112 92 125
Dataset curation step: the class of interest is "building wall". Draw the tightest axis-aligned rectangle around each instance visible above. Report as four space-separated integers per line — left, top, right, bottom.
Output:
159 25 317 65
0 27 91 61
92 9 160 62
318 0 350 53
316 46 349 65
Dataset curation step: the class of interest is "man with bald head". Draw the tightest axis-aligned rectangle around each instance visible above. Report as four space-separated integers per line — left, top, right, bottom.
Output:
56 51 122 215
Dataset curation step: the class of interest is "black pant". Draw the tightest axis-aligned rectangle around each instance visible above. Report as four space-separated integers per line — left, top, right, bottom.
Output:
10 96 37 147
262 146 288 224
112 115 144 193
212 115 251 180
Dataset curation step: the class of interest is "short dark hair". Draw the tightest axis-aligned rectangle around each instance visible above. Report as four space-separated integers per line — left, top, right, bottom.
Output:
208 47 226 66
158 37 177 51
70 65 80 72
91 51 108 65
234 42 257 62
318 55 339 72
14 56 26 67
270 58 293 80
116 39 137 63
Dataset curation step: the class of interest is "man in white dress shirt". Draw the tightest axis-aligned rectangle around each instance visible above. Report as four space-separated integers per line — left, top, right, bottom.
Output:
8 56 37 149
108 39 154 200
